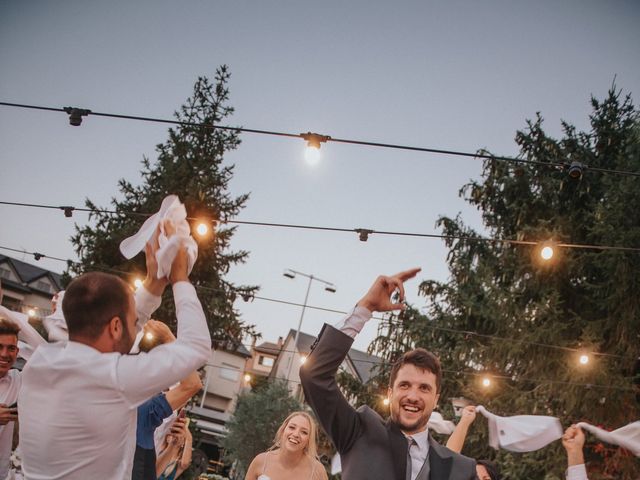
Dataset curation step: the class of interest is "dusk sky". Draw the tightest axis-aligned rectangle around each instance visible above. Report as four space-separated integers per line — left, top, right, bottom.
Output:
1 1 639 351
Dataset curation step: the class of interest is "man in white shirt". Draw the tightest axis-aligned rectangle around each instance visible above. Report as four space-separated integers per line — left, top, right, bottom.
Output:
0 317 21 479
19 242 211 480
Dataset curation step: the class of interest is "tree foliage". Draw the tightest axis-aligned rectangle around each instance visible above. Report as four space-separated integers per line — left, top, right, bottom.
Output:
68 66 257 342
222 380 303 473
369 87 640 479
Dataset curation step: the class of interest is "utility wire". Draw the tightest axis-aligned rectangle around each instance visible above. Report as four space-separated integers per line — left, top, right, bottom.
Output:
1 245 633 392
2 101 639 178
0 244 632 362
2 200 640 253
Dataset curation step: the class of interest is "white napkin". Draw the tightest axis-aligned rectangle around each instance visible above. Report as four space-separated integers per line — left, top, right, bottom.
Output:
428 411 456 435
476 405 563 452
577 421 640 456
119 195 198 279
42 290 69 342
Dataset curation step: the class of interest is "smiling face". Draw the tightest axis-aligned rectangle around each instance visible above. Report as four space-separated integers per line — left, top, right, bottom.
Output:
280 414 311 454
388 363 440 435
0 334 18 377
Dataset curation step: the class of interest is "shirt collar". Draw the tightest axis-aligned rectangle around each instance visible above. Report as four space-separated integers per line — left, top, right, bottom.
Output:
405 428 430 453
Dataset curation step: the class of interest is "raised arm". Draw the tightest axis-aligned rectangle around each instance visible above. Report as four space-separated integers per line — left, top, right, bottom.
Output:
562 425 589 480
300 268 420 453
446 406 476 453
118 246 211 407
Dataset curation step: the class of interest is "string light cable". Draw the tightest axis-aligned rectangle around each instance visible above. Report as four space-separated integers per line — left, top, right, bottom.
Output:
1 101 640 178
0 243 634 364
1 200 640 254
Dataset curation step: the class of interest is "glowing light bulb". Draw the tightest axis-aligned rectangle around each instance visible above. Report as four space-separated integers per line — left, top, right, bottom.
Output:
243 374 252 383
134 278 143 290
196 223 208 236
579 354 589 365
540 246 554 260
482 377 491 388
382 398 390 406
145 332 154 341
299 355 308 365
27 309 36 318
304 146 321 166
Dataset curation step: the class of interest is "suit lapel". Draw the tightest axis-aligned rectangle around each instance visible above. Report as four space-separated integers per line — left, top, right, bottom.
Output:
429 434 453 479
386 419 408 480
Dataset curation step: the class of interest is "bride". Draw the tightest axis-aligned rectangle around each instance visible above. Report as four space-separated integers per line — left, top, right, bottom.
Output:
245 411 328 480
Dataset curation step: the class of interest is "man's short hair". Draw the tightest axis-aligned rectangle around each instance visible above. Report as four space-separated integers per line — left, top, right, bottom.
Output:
62 272 131 340
389 348 442 393
0 318 20 337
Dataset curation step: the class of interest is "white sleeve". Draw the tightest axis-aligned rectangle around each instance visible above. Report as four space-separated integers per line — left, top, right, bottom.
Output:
134 285 162 330
566 464 588 480
333 306 372 338
0 306 46 349
117 282 211 408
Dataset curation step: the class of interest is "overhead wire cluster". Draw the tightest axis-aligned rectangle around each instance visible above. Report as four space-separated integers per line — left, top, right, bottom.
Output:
2 101 640 178
0 101 638 395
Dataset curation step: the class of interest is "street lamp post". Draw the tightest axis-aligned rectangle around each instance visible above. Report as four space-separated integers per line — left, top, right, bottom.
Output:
283 269 336 382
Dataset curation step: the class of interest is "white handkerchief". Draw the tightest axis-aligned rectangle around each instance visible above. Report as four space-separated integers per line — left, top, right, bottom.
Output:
119 195 198 279
577 421 640 456
428 411 456 435
476 405 563 452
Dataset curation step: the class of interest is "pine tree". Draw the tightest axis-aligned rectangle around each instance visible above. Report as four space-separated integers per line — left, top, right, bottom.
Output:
369 87 640 479
69 66 257 343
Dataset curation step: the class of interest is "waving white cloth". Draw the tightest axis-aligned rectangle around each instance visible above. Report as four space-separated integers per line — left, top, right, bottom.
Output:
42 291 69 342
119 195 198 278
476 405 563 452
577 421 640 456
428 411 456 435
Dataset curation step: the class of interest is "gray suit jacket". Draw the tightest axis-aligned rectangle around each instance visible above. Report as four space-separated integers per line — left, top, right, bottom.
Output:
300 324 477 480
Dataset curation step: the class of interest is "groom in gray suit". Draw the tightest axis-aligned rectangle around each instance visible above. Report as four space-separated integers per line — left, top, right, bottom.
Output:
300 268 476 480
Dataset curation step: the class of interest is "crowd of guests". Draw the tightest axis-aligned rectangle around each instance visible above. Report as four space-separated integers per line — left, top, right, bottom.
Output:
0 228 619 479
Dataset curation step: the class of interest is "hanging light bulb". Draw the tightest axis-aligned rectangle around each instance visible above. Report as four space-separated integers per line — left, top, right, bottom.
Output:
196 222 209 236
540 245 554 260
382 397 390 406
133 278 143 290
299 355 308 365
579 354 590 365
482 377 491 388
243 373 252 383
27 309 36 318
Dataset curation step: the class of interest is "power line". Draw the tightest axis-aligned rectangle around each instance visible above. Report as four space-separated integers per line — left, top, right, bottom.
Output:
1 245 633 392
2 101 639 178
2 200 640 254
0 244 632 362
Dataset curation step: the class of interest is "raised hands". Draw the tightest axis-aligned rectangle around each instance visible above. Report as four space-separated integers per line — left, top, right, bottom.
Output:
356 268 421 313
562 425 586 467
143 225 169 295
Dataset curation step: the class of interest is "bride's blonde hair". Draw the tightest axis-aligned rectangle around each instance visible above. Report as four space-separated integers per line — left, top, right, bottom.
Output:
271 411 319 459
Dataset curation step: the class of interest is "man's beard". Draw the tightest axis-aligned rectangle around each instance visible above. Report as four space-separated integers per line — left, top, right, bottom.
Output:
116 326 135 354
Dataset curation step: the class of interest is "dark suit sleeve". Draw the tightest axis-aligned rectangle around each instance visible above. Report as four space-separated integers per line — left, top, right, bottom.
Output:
299 324 363 454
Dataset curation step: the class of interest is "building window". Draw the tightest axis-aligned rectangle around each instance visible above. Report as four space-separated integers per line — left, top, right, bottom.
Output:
258 355 274 367
0 266 12 280
34 280 51 293
219 363 240 381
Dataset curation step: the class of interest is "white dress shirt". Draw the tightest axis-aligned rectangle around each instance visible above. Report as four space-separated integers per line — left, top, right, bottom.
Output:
0 370 21 479
333 305 372 338
406 429 430 480
18 282 210 480
566 464 588 480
